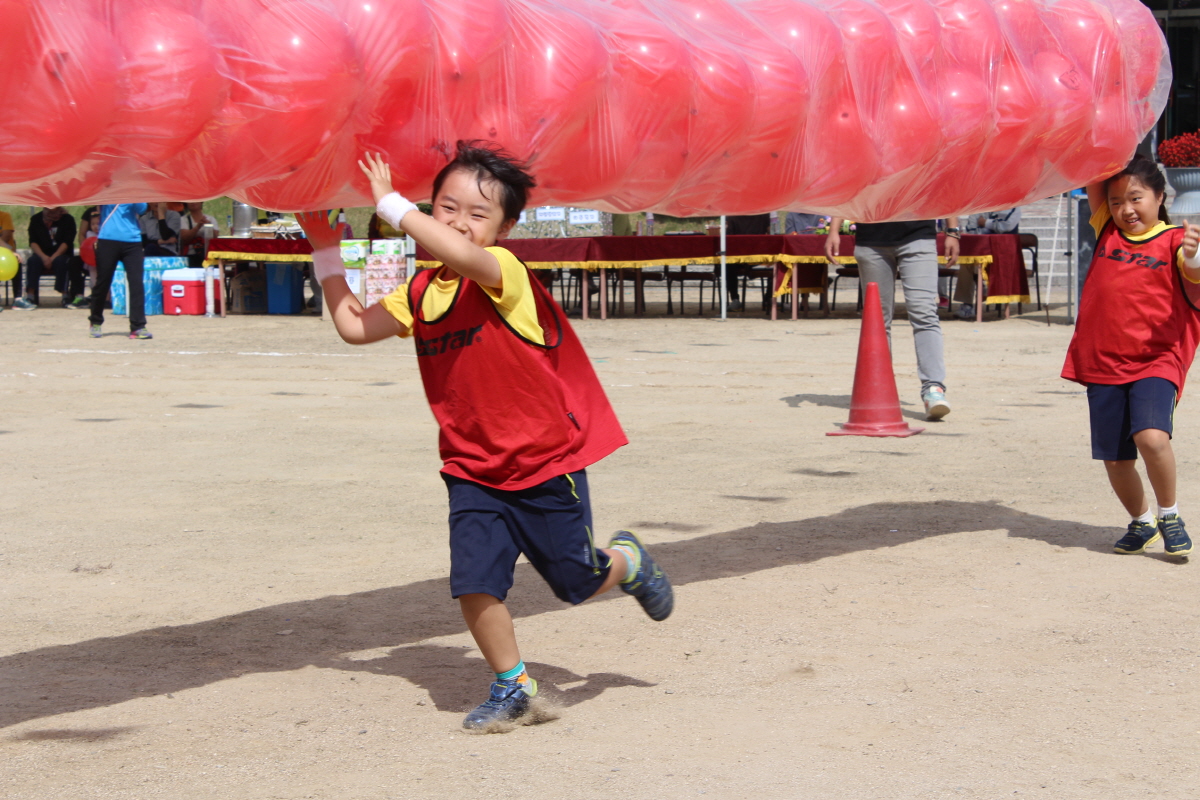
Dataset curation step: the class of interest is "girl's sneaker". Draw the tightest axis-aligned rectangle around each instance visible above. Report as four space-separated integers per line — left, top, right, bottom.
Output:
1114 519 1161 554
1159 514 1193 556
462 677 537 732
89 324 102 338
128 328 153 340
13 297 36 309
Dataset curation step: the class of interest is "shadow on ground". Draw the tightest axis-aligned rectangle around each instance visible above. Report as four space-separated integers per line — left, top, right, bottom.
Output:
783 393 930 423
0 500 1137 728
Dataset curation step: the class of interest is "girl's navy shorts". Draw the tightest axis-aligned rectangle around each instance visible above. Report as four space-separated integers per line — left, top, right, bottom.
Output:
443 469 610 604
1086 377 1177 461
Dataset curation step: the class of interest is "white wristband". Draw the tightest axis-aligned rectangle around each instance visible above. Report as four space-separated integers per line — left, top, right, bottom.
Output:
311 246 347 285
377 192 418 230
1186 250 1200 271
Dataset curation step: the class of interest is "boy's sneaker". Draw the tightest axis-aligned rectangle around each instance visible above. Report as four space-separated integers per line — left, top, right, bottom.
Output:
68 296 90 309
955 303 975 320
89 324 102 338
462 678 537 732
128 328 153 340
922 386 951 420
1159 514 1193 556
1114 520 1161 554
13 297 36 309
610 530 674 621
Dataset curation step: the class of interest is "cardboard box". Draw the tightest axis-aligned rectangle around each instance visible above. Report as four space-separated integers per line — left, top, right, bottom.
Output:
364 254 406 306
340 239 369 268
371 239 404 256
228 269 267 314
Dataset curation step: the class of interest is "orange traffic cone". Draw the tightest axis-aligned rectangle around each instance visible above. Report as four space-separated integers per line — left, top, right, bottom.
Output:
828 281 924 437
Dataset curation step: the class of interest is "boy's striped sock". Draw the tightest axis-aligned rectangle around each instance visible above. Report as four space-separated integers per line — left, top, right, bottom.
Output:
1159 504 1179 518
611 544 640 584
496 661 534 694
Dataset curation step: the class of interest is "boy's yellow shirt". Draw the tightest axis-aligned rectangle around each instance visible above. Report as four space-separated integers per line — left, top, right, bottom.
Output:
1090 205 1195 281
378 246 544 344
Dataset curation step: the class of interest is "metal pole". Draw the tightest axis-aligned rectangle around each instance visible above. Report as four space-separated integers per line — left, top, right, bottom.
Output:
719 215 727 320
1066 196 1075 323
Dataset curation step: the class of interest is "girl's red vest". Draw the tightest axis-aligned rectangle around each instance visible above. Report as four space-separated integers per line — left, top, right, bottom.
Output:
407 262 627 490
1064 221 1200 394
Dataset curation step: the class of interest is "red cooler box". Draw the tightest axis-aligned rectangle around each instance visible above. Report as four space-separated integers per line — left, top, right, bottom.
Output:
162 268 221 315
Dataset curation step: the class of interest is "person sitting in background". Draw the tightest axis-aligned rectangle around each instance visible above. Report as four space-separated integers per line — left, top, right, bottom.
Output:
784 212 823 235
955 207 1022 320
78 209 100 290
16 206 80 309
181 202 217 268
0 208 18 311
368 211 403 239
140 203 181 256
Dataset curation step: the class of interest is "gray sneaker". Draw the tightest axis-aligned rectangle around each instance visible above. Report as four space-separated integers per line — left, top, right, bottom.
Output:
922 387 951 420
13 297 36 309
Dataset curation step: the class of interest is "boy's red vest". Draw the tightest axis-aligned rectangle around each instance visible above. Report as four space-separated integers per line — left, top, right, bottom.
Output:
408 263 627 490
1064 222 1200 394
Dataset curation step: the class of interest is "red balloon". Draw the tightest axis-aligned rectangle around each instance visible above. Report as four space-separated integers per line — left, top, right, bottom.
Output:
0 0 1172 217
0 0 118 183
104 3 225 168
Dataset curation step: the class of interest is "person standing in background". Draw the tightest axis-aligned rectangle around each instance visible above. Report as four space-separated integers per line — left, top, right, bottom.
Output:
825 216 959 420
181 202 217 268
89 203 159 340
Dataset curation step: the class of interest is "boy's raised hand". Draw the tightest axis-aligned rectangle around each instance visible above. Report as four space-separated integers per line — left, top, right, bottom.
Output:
358 152 395 205
1184 221 1200 261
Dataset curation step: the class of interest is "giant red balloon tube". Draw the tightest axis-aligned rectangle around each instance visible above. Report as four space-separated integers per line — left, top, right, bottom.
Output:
0 0 1168 220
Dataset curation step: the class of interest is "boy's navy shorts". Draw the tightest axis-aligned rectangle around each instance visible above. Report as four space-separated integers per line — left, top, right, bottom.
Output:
1086 377 1177 461
443 469 611 604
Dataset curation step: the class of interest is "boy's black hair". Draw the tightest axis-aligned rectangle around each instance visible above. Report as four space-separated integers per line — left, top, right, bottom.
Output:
431 140 537 223
1107 154 1171 224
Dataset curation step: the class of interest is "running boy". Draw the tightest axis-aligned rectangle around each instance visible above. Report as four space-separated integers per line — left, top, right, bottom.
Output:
1062 155 1200 557
295 141 673 732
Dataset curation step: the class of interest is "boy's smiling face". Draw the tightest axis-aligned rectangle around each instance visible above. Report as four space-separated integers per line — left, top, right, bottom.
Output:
431 168 516 248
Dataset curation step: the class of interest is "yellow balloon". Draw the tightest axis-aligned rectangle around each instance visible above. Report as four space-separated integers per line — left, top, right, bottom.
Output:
0 248 17 282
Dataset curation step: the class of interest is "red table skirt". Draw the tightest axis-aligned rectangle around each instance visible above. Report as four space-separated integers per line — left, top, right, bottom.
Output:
206 238 313 262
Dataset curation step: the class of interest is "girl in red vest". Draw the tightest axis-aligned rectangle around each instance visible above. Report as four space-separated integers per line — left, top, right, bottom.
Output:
296 141 673 733
1062 155 1200 557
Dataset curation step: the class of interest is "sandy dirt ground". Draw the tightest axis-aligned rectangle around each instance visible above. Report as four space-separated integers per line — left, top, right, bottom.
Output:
2 299 1199 800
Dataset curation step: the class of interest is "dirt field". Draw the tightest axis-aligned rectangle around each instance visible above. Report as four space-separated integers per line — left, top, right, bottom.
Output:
3 301 1198 800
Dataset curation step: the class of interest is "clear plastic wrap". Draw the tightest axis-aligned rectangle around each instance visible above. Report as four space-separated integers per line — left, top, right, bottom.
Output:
0 0 1169 220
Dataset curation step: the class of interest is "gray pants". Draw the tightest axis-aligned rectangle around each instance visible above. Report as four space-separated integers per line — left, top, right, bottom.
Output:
855 239 946 394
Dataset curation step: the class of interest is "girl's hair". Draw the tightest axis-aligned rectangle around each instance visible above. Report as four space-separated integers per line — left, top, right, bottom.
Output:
431 140 537 223
1106 154 1171 224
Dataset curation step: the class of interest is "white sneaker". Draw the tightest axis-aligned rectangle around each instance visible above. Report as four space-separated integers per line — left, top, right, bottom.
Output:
923 387 951 420
955 303 975 320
